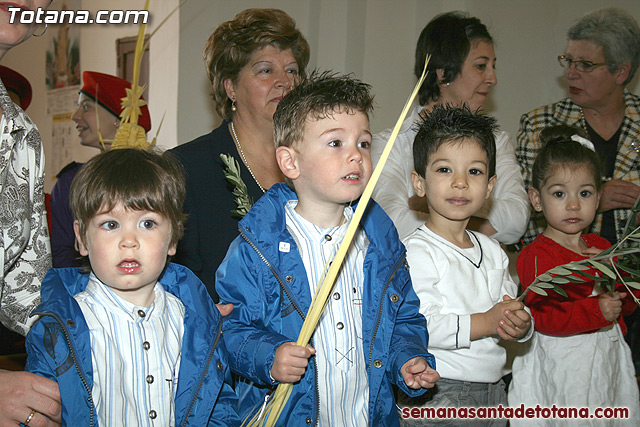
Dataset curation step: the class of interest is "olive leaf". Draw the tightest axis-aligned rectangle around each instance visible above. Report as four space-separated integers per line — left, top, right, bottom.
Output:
518 222 640 307
564 262 590 271
584 260 616 279
548 266 572 276
220 153 254 218
528 286 548 296
626 282 640 290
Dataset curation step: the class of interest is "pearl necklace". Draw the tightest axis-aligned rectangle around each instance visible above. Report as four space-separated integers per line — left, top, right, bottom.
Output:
230 121 266 193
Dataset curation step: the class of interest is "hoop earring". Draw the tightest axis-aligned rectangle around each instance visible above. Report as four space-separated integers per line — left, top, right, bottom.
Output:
32 23 47 37
231 98 237 112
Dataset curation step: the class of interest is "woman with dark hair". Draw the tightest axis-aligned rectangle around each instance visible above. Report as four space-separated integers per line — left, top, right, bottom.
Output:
169 8 310 300
372 11 529 245
517 7 640 246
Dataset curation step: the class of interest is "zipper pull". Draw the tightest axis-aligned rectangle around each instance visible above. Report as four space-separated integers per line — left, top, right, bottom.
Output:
256 391 272 422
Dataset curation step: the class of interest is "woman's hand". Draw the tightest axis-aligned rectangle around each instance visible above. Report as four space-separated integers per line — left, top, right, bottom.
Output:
598 180 640 212
0 371 61 427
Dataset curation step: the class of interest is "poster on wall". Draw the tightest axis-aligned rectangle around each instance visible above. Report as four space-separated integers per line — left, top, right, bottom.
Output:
46 0 81 177
47 86 81 177
45 0 81 89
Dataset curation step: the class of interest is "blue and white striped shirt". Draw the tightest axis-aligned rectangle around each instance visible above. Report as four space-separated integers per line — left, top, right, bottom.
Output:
74 274 185 426
285 201 369 427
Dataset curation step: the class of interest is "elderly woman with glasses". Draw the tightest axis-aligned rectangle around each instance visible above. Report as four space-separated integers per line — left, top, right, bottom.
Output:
517 7 640 246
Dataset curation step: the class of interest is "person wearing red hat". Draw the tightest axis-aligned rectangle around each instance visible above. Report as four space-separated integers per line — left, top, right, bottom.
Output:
0 65 32 111
73 70 152 150
50 71 152 268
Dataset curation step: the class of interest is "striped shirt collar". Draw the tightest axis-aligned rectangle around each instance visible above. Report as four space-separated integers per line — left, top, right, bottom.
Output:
84 273 166 323
284 200 354 244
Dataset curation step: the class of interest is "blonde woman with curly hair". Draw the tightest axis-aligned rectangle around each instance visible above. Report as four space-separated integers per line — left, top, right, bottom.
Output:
169 8 310 301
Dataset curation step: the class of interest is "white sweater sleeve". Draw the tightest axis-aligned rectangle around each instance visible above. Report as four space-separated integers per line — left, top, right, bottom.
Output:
405 237 472 350
371 114 427 241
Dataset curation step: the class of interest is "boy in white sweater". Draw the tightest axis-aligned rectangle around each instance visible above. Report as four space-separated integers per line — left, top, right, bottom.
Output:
400 105 532 426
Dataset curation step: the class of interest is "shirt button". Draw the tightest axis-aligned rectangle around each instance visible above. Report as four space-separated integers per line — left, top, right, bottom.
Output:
149 410 157 419
142 341 150 350
305 417 313 424
336 322 344 330
137 309 146 318
373 359 383 368
217 361 223 371
333 292 340 300
146 375 154 384
390 294 400 303
324 234 332 241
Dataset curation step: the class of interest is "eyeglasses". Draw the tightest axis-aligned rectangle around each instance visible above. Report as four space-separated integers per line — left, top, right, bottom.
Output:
557 55 609 73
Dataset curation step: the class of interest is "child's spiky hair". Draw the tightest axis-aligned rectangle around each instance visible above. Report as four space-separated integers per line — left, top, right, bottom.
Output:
413 104 498 177
273 70 374 149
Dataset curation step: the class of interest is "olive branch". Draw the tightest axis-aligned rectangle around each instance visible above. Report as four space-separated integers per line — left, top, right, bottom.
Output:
220 153 253 218
518 195 640 306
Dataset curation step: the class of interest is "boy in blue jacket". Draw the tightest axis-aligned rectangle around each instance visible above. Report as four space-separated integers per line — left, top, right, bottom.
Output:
216 72 439 426
25 148 240 426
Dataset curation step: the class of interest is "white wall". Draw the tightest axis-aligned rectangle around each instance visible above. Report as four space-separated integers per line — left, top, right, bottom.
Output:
2 0 179 192
3 0 640 192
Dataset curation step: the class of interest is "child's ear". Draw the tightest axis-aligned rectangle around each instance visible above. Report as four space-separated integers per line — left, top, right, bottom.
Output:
73 220 89 256
410 170 426 197
486 175 497 199
528 187 543 212
276 146 300 180
168 242 177 257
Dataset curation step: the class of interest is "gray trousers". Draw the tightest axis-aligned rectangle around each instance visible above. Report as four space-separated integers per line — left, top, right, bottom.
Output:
398 378 508 427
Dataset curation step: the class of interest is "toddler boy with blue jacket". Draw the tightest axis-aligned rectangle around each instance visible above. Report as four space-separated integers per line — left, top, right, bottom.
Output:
217 72 439 426
25 148 240 426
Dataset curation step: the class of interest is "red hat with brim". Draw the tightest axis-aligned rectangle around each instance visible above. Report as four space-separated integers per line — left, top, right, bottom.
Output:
0 65 32 111
80 71 151 133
